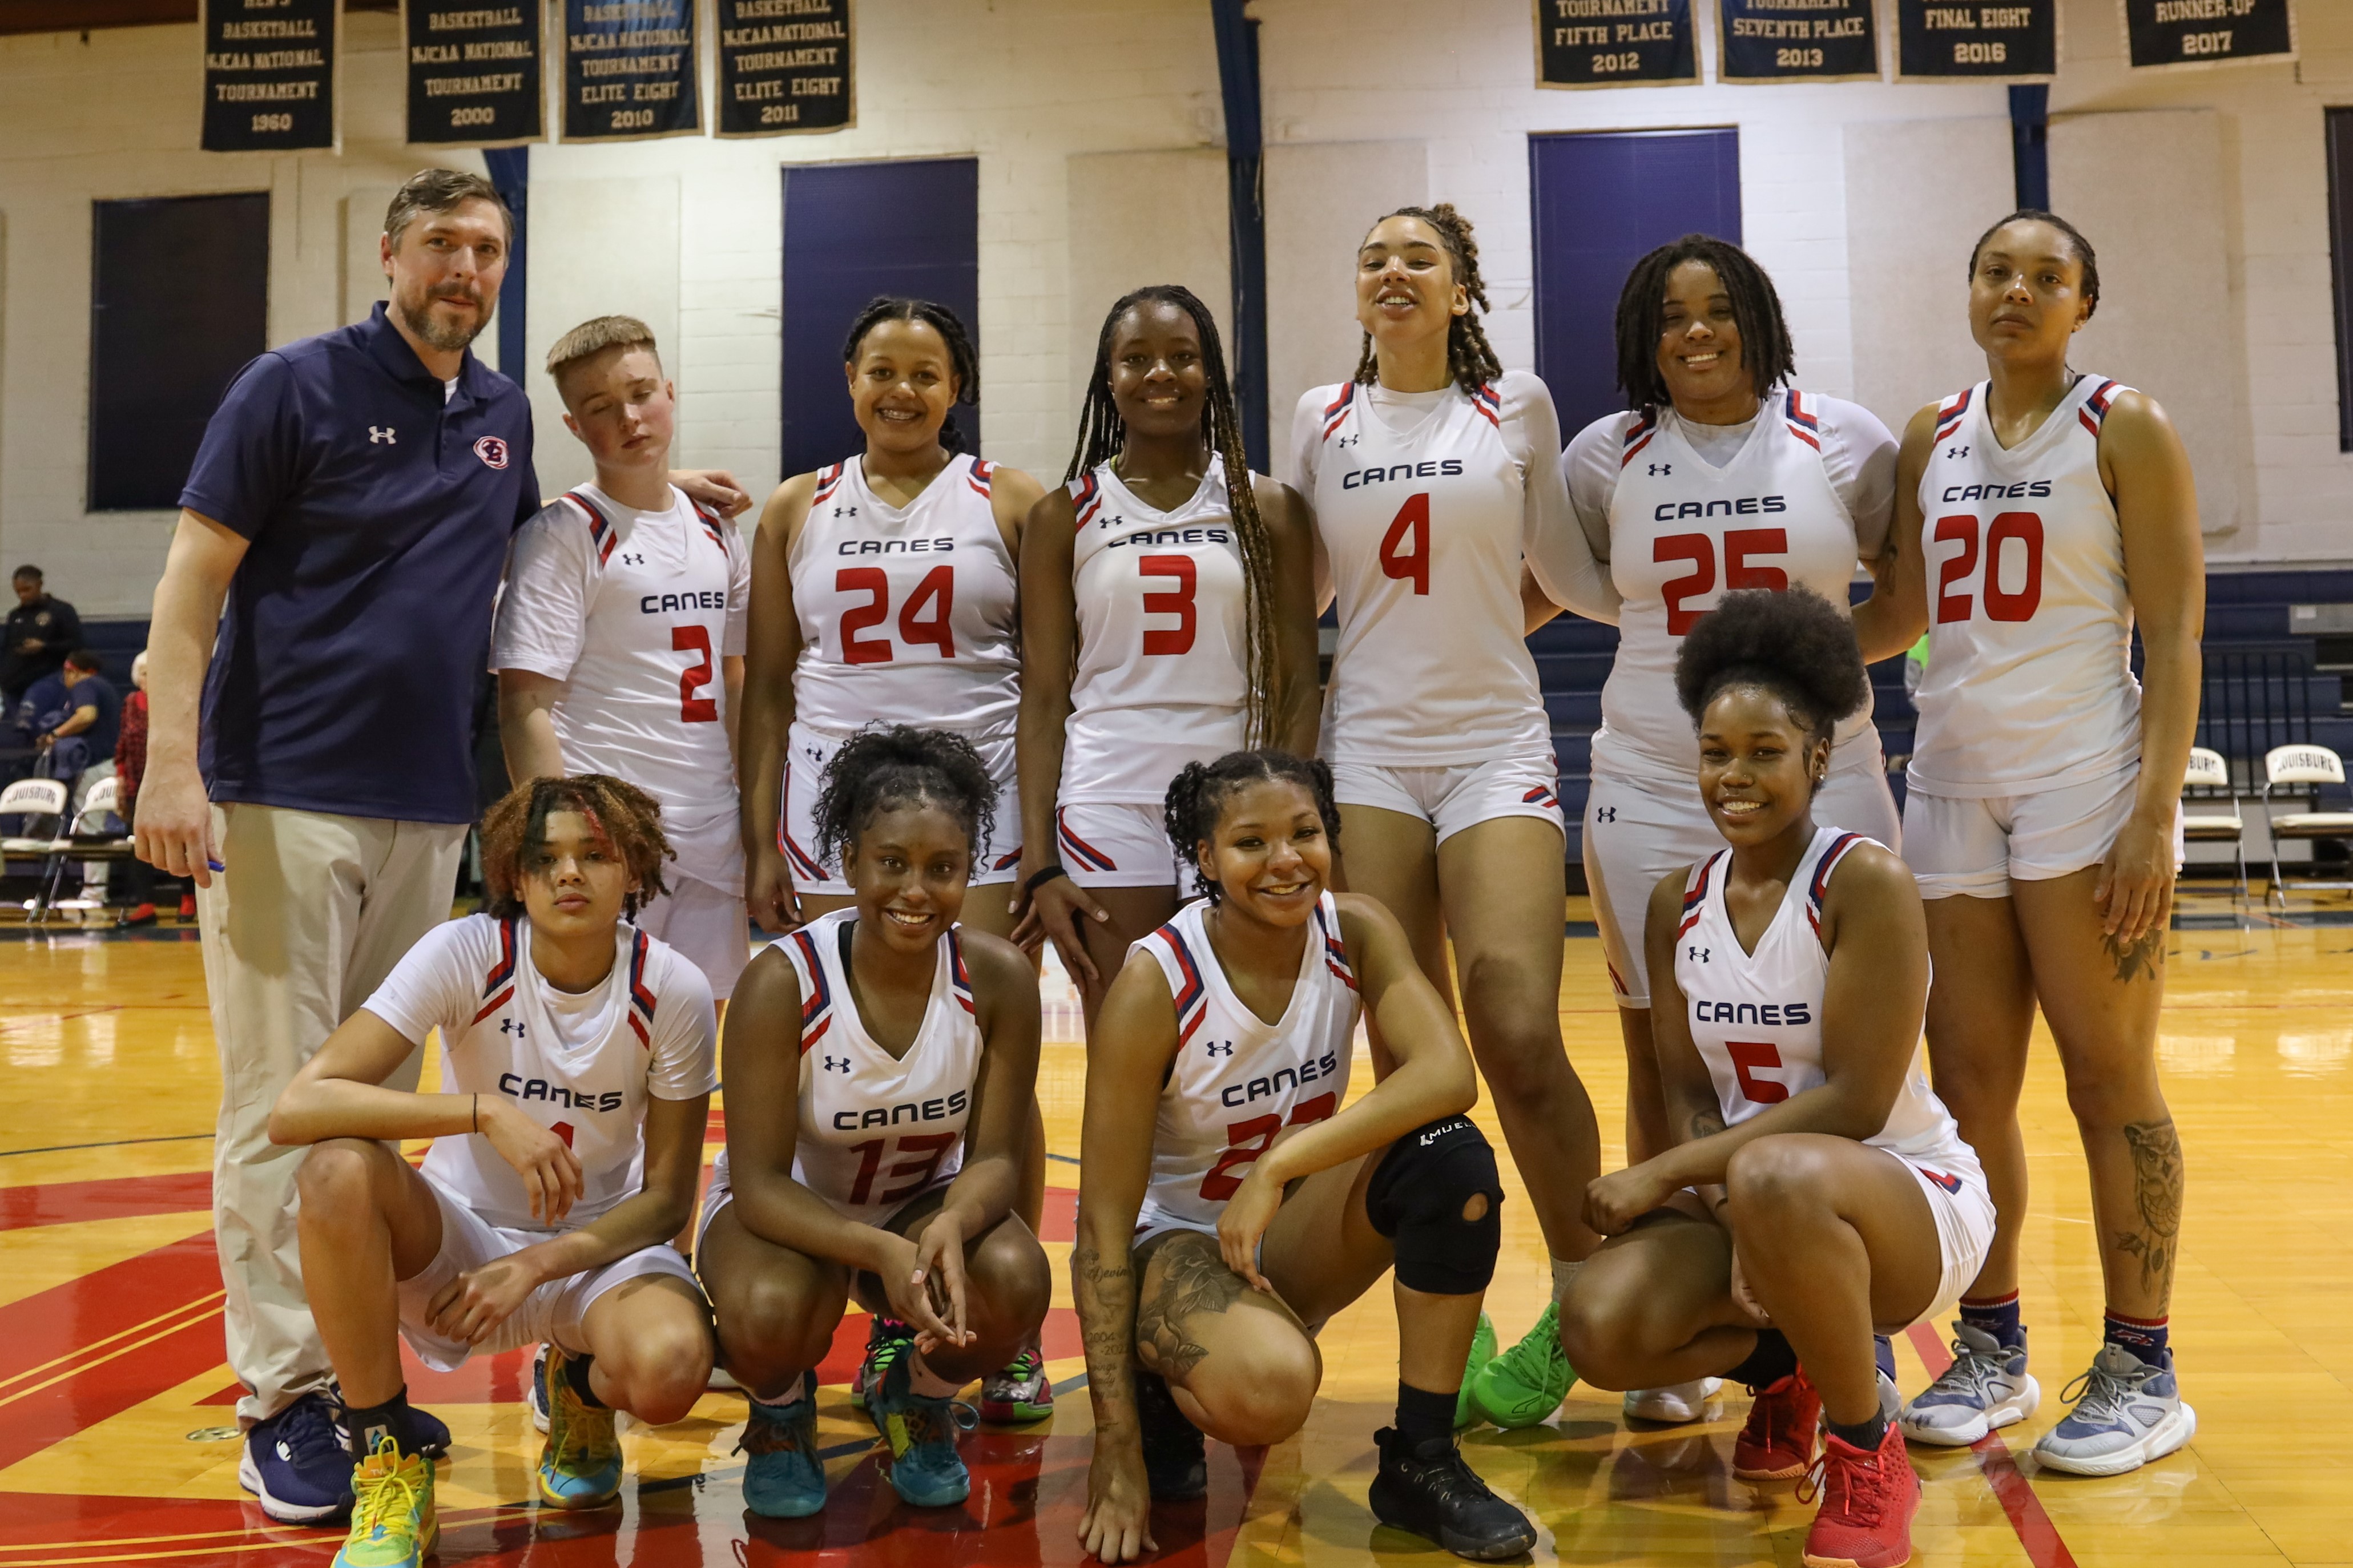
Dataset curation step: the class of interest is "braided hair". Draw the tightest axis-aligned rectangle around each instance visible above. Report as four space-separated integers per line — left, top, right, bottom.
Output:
812 724 997 871
1673 586 1869 762
1351 203 1504 396
1615 234 1794 416
842 296 981 454
1162 749 1340 904
1968 208 2100 322
480 773 672 919
1066 284 1282 748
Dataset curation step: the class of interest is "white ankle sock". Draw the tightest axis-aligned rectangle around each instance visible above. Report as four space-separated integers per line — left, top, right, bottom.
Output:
908 1351 961 1401
1552 1257 1585 1303
760 1378 805 1409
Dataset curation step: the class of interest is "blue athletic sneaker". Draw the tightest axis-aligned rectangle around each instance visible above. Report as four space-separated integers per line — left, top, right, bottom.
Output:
739 1372 827 1518
239 1390 352 1524
537 1347 623 1509
2033 1344 2196 1476
864 1337 977 1508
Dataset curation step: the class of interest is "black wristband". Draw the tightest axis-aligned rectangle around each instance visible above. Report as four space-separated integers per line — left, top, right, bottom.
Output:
1024 863 1069 894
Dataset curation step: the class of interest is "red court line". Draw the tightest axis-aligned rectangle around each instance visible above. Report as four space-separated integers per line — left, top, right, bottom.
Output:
1905 1322 2078 1568
0 1169 212 1232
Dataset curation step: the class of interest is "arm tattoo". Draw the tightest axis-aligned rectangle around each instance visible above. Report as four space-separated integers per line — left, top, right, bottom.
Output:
2102 927 2166 983
1131 1238 1243 1381
2113 1118 2183 1297
1687 1109 1727 1143
1071 1243 1143 1436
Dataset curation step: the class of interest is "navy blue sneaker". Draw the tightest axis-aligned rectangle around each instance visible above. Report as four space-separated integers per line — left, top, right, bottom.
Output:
239 1390 354 1524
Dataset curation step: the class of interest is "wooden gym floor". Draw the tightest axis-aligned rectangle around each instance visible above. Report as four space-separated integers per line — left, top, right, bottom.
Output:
1 882 2346 1566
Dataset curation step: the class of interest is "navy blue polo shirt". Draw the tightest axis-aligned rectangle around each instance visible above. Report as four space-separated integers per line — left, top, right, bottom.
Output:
180 303 536 823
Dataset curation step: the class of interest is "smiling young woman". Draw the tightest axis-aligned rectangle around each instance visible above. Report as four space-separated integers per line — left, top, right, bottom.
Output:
1859 210 2204 1477
1560 235 1905 1424
1289 203 1622 1432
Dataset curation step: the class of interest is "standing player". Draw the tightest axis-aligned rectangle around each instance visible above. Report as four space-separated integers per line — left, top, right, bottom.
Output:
1014 285 1319 1019
1560 236 1903 1423
1855 212 2202 1475
1074 751 1535 1565
1560 587 1992 1568
698 727 1049 1517
1290 204 1619 1429
497 316 752 1001
736 297 1051 1421
269 775 718 1566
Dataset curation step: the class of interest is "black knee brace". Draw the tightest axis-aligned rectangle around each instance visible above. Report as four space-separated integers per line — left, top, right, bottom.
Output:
1365 1116 1503 1295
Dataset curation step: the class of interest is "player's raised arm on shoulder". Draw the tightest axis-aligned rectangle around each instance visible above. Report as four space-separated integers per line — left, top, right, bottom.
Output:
1074 950 1182 1465
938 932 1043 1236
741 474 817 932
1255 475 1324 756
1848 401 1940 664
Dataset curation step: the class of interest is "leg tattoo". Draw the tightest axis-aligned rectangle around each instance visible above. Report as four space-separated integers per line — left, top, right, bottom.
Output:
2102 928 2166 983
1134 1241 1246 1381
2114 1119 2183 1298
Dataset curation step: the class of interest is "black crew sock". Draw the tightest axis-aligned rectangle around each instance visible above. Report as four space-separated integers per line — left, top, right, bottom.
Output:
1826 1409 1889 1453
1395 1381 1457 1449
1726 1329 1798 1390
564 1352 610 1410
345 1388 417 1465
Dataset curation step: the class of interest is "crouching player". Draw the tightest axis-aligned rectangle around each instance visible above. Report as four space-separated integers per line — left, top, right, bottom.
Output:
1558 588 1994 1568
1075 751 1537 1565
269 775 718 1566
696 726 1050 1517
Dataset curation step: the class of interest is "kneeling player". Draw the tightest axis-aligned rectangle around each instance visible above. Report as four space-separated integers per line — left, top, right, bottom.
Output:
270 775 718 1567
1558 587 1993 1568
698 726 1049 1517
1074 751 1536 1565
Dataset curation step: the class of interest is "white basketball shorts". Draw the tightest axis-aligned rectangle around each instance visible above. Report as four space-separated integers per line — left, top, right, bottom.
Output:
1054 800 1194 892
1329 748 1565 847
1901 766 2183 900
632 873 751 1000
781 719 1024 896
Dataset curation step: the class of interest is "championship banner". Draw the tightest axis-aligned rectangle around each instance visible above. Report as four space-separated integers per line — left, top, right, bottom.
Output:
561 0 700 142
1534 0 1699 89
716 0 853 136
1896 0 2057 80
1717 0 1879 82
202 0 336 152
405 1 543 146
2122 0 2293 70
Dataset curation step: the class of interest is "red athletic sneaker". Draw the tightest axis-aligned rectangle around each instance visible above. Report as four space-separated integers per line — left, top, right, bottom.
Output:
1734 1371 1822 1480
1800 1422 1920 1568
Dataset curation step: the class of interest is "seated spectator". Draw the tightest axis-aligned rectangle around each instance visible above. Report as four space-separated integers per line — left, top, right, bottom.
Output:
112 651 159 923
2 566 82 711
21 650 121 784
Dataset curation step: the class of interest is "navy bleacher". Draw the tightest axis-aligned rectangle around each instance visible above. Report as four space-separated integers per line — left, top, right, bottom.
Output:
1536 566 2353 876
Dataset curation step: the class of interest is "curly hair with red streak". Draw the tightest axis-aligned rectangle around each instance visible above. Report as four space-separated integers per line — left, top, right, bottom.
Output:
479 773 671 920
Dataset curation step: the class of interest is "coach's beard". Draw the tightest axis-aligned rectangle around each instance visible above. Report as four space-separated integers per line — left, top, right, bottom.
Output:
394 280 492 353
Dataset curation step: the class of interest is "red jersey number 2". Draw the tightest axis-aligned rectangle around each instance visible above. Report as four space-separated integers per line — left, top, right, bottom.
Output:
1379 493 1431 596
1198 1092 1337 1202
674 625 718 723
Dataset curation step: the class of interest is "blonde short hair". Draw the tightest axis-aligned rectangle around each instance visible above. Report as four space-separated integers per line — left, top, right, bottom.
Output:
546 315 660 393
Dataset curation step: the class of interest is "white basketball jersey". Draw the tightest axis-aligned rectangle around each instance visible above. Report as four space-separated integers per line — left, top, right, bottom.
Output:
1673 828 1975 1174
1062 457 1250 804
755 909 982 1223
492 485 750 892
788 454 1021 735
1295 372 1555 765
1907 376 2142 797
1133 894 1359 1234
363 914 719 1235
1593 393 1878 785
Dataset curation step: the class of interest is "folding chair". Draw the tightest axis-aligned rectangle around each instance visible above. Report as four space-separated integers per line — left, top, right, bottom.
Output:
2262 744 2353 909
0 777 70 922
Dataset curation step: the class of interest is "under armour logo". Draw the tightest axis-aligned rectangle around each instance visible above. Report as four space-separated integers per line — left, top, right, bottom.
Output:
822 1055 850 1074
499 1018 525 1037
1336 432 1361 448
368 426 397 445
1647 462 1671 476
835 506 858 518
1946 445 1970 459
1204 1041 1234 1058
1594 807 1617 824
619 553 644 566
1688 946 1710 963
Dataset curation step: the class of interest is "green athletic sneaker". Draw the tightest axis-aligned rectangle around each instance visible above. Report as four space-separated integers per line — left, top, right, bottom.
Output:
333 1434 436 1568
1468 1301 1576 1429
1456 1312 1498 1429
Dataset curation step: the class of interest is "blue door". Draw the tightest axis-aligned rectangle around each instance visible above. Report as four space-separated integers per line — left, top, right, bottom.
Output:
1529 130 1740 442
779 158 981 478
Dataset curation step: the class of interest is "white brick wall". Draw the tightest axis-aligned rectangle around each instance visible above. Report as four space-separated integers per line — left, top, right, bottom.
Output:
6 0 2353 615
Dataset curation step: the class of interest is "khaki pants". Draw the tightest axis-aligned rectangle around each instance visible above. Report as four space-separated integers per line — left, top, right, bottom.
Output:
198 803 467 1425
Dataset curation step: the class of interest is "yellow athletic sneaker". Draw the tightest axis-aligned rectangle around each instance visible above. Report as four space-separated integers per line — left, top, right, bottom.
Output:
333 1434 437 1568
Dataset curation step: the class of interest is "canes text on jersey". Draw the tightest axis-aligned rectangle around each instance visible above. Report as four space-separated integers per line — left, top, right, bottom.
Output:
1341 459 1465 490
832 1089 969 1131
497 1073 624 1111
1218 1051 1342 1108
